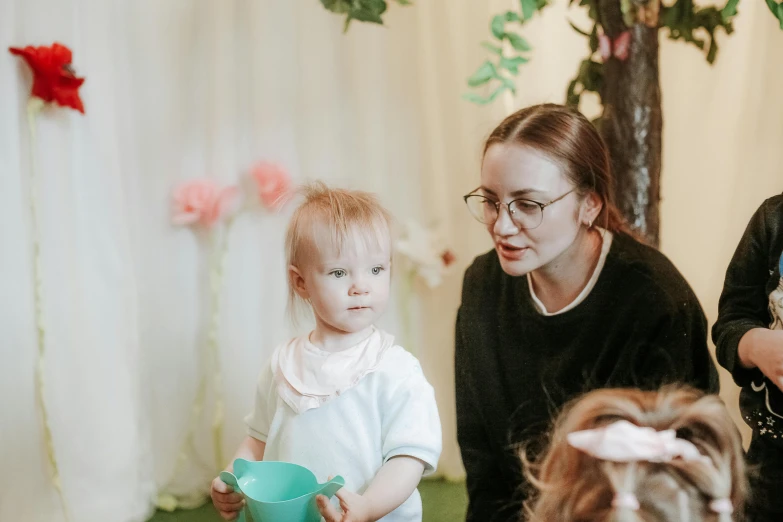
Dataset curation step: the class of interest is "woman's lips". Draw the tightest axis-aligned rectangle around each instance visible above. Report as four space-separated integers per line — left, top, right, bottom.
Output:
497 242 529 261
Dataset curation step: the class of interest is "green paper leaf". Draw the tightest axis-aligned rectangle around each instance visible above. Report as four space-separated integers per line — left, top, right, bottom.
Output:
619 0 636 26
520 0 537 20
462 92 488 104
321 0 352 14
462 85 508 105
323 0 398 30
706 33 718 63
766 0 783 28
582 0 599 20
661 2 735 63
506 32 532 52
721 0 739 19
661 4 679 27
499 55 529 74
467 61 498 87
575 59 603 93
323 0 413 30
504 10 522 22
589 24 599 53
497 75 517 94
462 93 494 105
351 10 385 24
491 15 506 39
566 79 580 108
481 41 503 55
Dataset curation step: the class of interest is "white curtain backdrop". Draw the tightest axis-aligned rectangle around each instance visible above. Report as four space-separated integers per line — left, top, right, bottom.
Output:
1 0 781 521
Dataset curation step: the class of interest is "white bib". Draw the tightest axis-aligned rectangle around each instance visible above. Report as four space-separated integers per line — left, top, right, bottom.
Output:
273 327 395 413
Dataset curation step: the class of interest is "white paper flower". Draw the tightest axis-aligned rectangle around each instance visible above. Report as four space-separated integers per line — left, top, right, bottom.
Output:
395 220 455 288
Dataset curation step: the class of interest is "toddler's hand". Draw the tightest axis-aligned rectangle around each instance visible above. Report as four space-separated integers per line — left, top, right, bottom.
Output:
317 488 374 522
211 476 244 520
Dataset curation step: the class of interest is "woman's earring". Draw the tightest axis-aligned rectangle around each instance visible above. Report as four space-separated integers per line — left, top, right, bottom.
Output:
586 220 593 228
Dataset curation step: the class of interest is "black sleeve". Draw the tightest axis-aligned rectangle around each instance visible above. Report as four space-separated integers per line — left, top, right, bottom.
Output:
712 202 772 387
455 309 515 522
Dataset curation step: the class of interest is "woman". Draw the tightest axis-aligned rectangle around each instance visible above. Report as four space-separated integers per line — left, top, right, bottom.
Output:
455 104 718 522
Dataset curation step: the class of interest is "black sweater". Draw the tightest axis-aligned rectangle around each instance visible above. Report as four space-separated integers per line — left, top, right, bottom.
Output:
713 195 783 444
455 233 719 522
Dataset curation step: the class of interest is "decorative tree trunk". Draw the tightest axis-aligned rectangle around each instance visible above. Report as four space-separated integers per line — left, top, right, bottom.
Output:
598 0 662 247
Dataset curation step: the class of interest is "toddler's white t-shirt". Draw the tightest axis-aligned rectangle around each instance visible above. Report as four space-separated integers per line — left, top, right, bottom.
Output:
245 330 442 522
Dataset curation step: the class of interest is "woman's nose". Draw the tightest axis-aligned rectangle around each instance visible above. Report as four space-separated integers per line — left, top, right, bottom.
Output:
493 205 519 237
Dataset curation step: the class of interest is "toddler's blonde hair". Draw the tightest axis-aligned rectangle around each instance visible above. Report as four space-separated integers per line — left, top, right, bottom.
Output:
525 387 747 522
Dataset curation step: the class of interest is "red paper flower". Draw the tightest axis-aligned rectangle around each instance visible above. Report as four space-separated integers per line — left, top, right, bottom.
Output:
9 42 85 113
441 250 456 267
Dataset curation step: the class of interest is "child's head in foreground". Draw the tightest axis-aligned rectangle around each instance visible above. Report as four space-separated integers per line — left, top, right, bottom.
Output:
526 387 747 522
284 181 393 335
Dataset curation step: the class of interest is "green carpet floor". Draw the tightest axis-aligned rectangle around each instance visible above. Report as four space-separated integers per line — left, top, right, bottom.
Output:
147 479 467 522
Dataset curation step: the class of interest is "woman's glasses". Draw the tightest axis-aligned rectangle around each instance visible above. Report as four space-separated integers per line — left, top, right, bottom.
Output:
463 188 575 230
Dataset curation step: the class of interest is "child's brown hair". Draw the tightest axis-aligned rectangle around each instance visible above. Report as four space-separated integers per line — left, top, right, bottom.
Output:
525 387 747 522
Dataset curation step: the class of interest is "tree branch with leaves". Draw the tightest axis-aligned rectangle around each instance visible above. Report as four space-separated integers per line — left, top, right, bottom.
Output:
322 0 783 245
321 0 412 31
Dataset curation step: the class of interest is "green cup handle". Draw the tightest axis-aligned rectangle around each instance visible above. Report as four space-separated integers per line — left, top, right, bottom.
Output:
235 510 247 522
218 471 250 522
318 475 345 499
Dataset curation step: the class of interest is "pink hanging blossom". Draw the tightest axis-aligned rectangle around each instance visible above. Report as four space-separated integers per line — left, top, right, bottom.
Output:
598 30 631 62
250 162 292 211
172 179 237 228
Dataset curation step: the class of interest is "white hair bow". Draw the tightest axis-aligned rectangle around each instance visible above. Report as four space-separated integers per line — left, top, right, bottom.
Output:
567 420 709 464
567 420 733 515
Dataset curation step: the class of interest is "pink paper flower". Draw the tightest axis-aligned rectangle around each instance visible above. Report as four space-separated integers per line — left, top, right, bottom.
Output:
599 31 631 62
172 180 237 228
598 33 612 62
250 162 292 210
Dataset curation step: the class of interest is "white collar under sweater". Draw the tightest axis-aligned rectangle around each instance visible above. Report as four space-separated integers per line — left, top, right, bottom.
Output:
527 229 614 316
272 326 395 414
